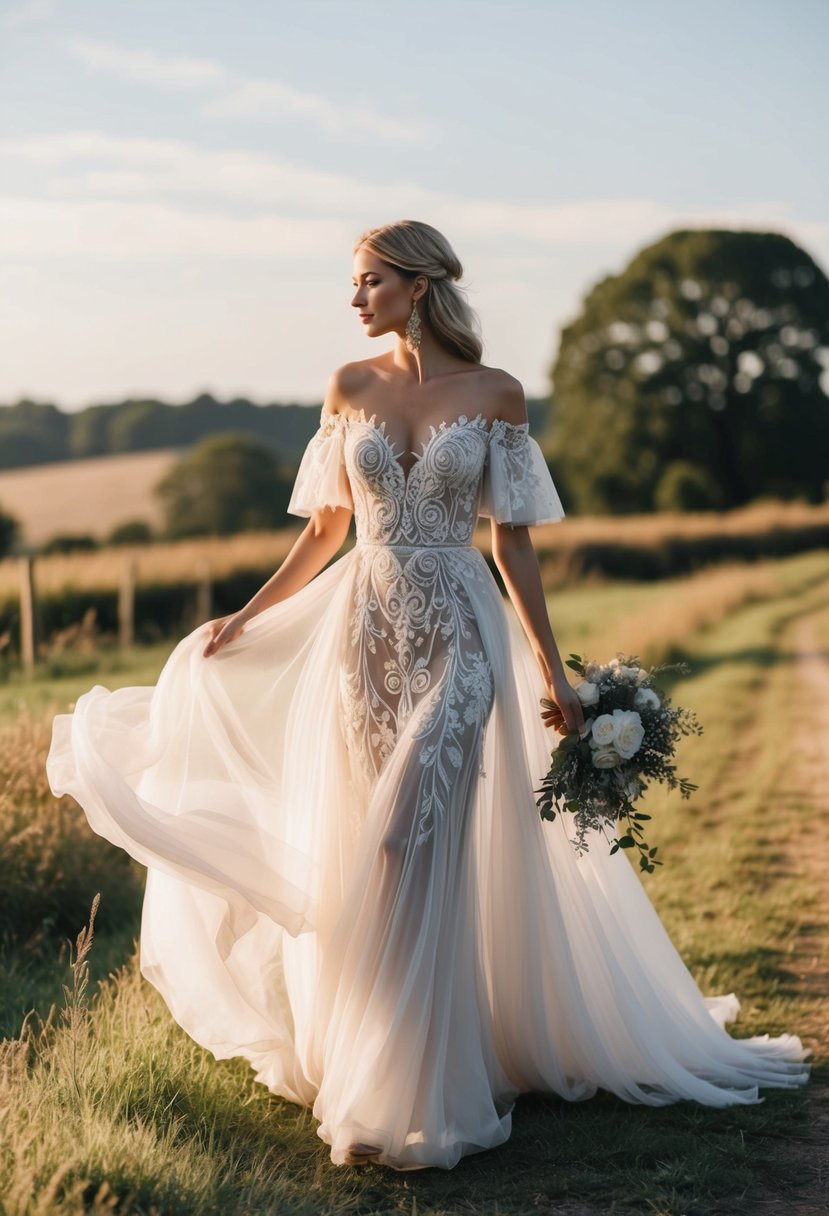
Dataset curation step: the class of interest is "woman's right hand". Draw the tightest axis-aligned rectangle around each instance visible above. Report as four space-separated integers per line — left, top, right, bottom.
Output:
202 612 248 658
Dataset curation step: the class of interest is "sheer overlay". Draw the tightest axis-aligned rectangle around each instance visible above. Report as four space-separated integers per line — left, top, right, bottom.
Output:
47 409 809 1170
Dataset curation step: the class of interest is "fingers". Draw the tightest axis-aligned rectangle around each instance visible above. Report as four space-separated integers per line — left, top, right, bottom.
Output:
540 691 586 736
202 620 226 658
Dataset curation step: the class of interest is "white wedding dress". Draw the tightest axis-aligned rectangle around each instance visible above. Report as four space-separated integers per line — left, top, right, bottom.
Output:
47 409 809 1170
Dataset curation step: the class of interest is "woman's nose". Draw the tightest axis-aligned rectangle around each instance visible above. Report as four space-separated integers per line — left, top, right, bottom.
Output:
351 290 364 307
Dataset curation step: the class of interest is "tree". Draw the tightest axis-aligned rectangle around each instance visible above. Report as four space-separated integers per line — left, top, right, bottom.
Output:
155 433 294 538
0 502 19 558
549 229 829 513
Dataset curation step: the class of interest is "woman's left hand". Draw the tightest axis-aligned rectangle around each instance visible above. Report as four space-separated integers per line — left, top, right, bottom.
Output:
541 676 586 737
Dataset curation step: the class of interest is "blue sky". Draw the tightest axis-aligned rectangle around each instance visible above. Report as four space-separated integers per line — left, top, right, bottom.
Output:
1 0 827 409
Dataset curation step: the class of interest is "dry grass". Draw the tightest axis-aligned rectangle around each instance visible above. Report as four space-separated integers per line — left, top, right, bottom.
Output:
524 496 829 549
0 450 180 546
0 551 826 1213
1 498 827 600
584 559 783 666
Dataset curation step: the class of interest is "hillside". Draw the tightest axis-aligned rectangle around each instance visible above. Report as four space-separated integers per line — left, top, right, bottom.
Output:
0 449 180 546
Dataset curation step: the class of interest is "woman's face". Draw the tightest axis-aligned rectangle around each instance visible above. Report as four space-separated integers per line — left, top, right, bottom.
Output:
351 247 418 340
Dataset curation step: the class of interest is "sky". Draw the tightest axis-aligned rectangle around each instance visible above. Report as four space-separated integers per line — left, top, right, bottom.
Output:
1 0 827 411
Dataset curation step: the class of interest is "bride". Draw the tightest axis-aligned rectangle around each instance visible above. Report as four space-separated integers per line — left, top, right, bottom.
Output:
47 219 809 1171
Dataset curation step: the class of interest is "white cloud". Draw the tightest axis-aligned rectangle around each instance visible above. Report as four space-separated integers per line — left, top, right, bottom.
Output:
0 197 352 259
65 38 226 90
2 0 54 29
4 130 827 274
201 78 428 142
62 37 428 143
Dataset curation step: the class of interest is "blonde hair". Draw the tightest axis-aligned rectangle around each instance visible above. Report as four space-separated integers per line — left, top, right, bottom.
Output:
354 220 483 364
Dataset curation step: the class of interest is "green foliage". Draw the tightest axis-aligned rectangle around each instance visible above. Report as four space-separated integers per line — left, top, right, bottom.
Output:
0 393 327 468
155 433 295 538
0 500 20 558
106 519 154 546
550 228 829 513
655 460 724 512
40 533 99 555
0 395 554 473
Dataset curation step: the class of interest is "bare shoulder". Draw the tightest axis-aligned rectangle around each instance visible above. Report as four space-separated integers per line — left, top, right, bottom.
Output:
323 358 384 416
479 367 528 426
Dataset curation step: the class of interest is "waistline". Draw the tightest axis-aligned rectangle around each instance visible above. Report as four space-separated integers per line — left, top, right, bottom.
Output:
355 540 473 551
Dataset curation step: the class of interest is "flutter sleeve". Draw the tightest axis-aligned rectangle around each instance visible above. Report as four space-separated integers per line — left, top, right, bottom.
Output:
287 409 354 517
478 419 565 525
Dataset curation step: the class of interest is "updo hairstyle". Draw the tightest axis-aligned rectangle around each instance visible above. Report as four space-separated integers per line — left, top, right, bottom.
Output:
354 220 483 364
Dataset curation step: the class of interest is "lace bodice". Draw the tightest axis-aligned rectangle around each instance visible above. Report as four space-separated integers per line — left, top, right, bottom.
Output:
288 409 565 546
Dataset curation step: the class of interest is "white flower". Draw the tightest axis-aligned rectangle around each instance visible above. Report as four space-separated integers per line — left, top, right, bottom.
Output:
612 708 645 759
634 687 661 712
592 745 623 768
591 714 617 747
619 665 639 681
575 680 600 706
636 668 650 684
625 777 643 799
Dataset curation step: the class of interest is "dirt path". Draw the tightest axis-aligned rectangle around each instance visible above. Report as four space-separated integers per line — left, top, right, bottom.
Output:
752 608 829 1215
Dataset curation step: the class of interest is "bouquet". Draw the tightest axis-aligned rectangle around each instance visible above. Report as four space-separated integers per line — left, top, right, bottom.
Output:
537 652 703 872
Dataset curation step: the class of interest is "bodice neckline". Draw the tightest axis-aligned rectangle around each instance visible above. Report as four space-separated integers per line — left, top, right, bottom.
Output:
341 411 488 488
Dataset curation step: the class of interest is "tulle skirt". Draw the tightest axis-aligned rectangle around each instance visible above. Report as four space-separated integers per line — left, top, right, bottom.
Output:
47 544 809 1170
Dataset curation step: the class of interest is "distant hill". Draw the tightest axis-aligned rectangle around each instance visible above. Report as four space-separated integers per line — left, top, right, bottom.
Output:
0 394 554 471
0 394 553 471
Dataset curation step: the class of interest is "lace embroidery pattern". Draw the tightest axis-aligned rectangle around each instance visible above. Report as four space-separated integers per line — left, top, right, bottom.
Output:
482 419 563 524
301 412 554 844
340 544 492 844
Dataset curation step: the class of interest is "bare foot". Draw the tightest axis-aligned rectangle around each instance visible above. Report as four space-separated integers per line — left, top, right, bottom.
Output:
345 1142 381 1164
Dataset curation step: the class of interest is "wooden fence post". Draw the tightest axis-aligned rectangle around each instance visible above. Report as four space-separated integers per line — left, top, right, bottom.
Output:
196 558 212 625
18 555 37 670
119 558 137 649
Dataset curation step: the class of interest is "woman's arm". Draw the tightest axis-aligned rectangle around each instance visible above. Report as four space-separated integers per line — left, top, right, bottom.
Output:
204 381 354 658
202 504 352 657
487 373 585 736
491 522 584 736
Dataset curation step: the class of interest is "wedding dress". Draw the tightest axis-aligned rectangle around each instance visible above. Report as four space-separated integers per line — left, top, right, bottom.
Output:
47 409 809 1170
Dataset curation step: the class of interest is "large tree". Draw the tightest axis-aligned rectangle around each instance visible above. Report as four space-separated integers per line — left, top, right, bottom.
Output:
155 433 294 538
549 230 829 513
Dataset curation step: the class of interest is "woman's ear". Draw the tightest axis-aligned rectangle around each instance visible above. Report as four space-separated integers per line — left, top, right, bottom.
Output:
412 275 429 302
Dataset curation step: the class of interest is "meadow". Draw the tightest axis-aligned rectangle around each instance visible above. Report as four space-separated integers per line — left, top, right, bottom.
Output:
0 452 178 548
0 549 827 1214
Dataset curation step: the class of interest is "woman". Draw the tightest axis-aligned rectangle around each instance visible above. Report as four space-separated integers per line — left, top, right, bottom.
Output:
47 220 808 1172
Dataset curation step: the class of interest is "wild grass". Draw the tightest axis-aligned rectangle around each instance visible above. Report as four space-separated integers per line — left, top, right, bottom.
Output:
0 550 826 1213
1 498 826 599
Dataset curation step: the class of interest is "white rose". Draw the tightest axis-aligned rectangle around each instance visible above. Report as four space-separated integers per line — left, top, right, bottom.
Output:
612 708 645 759
634 687 661 712
575 680 600 706
619 665 639 681
592 746 623 768
591 714 617 747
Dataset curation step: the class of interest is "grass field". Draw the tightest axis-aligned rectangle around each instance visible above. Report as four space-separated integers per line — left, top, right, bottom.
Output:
1 492 827 601
0 450 179 546
0 550 827 1214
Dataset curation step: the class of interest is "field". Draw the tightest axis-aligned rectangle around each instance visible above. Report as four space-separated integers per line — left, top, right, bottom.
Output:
0 451 180 546
0 550 827 1214
1 497 828 601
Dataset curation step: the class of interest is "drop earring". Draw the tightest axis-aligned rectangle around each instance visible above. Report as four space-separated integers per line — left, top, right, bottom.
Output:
405 298 422 353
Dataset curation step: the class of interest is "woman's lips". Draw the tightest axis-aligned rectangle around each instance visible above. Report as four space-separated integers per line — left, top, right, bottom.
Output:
359 314 373 324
